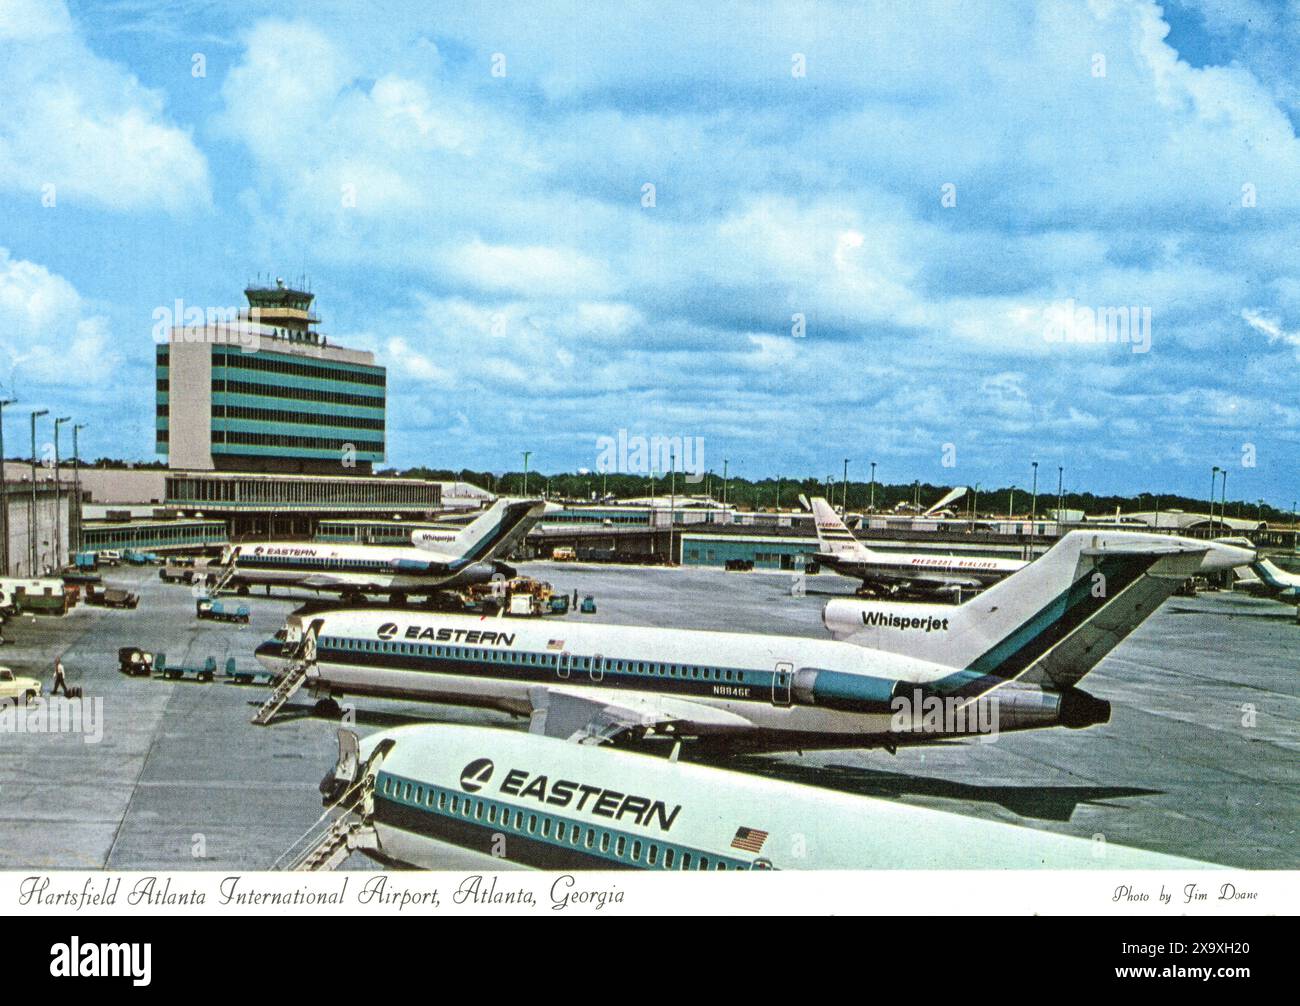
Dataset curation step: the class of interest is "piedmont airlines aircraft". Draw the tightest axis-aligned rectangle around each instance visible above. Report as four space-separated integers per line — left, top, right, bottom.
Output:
805 495 1026 599
316 724 1217 870
259 530 1234 753
218 498 545 602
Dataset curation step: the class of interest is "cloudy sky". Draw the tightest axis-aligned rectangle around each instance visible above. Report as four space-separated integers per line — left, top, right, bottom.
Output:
0 0 1297 504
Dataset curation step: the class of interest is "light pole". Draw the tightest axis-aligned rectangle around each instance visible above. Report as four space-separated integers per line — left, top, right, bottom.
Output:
29 408 47 574
53 416 69 569
1057 465 1064 520
72 423 86 556
1008 487 1016 519
0 398 13 576
841 458 849 515
869 461 877 513
1211 466 1220 531
1030 461 1039 522
521 450 531 497
723 458 729 508
1220 468 1228 531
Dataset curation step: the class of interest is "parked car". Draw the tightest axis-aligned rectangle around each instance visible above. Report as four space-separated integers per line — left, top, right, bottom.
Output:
0 667 41 702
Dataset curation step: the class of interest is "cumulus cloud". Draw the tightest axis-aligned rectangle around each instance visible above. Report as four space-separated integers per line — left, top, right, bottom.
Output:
0 0 209 213
0 247 119 388
2 0 1298 495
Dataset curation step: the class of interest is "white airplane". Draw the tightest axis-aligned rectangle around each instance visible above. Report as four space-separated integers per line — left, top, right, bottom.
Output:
1236 557 1300 605
314 724 1217 870
805 495 1026 598
217 498 546 602
258 530 1241 753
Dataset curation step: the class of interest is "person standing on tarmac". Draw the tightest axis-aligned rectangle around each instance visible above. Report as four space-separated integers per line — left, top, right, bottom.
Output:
51 655 69 696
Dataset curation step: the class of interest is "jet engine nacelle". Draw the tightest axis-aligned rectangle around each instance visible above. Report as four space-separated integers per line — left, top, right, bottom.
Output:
441 560 517 590
791 668 1110 734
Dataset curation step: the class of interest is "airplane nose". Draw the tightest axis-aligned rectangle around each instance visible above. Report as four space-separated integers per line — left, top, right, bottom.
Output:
1198 540 1256 573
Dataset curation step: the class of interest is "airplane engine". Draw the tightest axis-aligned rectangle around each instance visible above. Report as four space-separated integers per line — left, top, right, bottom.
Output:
441 560 516 590
792 668 1110 733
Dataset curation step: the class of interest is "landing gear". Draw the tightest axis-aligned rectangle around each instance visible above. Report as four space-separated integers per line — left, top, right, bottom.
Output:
341 591 366 606
391 592 407 606
237 584 250 596
313 697 343 719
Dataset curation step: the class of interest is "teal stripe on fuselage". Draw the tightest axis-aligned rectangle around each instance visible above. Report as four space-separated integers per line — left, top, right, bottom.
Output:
377 769 758 870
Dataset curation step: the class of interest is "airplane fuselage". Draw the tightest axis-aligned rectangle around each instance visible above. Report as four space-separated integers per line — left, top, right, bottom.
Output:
223 542 506 596
257 608 1104 750
816 549 1026 593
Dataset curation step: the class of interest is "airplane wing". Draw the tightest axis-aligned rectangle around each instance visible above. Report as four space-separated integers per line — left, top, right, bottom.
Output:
525 686 754 744
298 574 390 593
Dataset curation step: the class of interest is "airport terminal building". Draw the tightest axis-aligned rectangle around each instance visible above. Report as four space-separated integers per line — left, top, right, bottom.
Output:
0 279 446 556
157 280 386 475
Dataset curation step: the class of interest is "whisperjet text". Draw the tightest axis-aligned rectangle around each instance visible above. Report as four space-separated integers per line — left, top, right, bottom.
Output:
859 611 951 632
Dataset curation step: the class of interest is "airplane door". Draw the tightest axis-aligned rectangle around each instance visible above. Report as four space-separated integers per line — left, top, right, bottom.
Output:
301 618 325 662
557 651 572 679
590 654 604 683
772 661 793 706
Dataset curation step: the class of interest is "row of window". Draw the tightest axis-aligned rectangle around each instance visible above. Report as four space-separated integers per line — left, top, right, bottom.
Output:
325 634 754 685
211 403 385 431
83 524 228 548
211 430 384 453
249 557 397 571
212 346 386 387
165 476 439 506
213 378 384 410
381 774 756 870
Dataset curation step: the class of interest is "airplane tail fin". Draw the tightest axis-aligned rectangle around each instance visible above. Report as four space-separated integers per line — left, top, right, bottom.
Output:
833 530 1214 697
425 499 546 565
922 486 966 517
1251 558 1297 590
809 496 867 558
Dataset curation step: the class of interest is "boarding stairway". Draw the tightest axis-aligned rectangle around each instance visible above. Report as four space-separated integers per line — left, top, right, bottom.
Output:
285 816 377 872
203 562 238 599
275 741 380 872
250 659 311 726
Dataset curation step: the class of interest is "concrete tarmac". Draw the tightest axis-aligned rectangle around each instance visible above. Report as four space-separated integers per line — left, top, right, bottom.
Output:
0 560 1294 870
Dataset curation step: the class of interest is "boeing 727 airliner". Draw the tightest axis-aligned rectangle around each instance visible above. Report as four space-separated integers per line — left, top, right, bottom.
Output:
805 496 1026 598
311 724 1217 870
217 498 545 602
257 530 1245 752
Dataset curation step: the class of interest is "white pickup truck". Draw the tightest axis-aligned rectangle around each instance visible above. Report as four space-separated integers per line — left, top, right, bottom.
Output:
0 667 41 702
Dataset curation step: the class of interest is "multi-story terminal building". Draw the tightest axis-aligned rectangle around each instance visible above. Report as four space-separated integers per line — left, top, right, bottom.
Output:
157 279 386 475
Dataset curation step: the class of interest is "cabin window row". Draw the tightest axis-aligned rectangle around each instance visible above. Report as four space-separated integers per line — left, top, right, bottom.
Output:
330 635 751 684
381 775 750 871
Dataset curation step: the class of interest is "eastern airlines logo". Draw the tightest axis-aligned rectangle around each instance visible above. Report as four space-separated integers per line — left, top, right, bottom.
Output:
495 767 681 832
376 624 517 646
460 758 494 793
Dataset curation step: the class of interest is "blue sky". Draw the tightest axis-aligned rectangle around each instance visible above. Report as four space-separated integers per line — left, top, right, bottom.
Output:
0 0 1297 506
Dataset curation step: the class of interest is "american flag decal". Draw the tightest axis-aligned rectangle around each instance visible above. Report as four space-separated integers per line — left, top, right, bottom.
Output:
547 639 565 651
730 826 768 853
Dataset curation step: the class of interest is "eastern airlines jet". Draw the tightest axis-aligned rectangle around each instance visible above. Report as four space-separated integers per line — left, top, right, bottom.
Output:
314 724 1216 870
219 498 545 602
257 530 1242 752
806 496 1026 598
1236 557 1300 605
